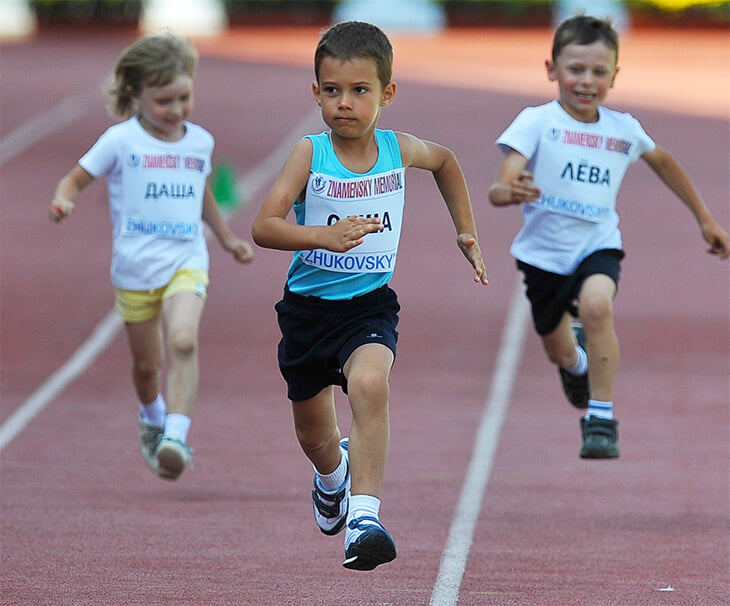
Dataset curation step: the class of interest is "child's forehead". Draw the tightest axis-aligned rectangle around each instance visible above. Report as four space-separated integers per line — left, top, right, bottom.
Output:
143 73 194 94
318 55 380 79
557 40 617 64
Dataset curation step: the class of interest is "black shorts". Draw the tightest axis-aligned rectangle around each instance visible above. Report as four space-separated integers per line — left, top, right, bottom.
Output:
275 285 400 402
517 249 625 336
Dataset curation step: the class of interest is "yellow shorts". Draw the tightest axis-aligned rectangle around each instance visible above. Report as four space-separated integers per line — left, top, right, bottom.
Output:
115 268 209 323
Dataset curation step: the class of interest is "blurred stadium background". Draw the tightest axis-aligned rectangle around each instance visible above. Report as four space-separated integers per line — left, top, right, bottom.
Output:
1 0 728 39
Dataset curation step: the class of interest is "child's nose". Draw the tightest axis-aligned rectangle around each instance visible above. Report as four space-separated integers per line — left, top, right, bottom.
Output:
168 100 184 116
338 92 353 108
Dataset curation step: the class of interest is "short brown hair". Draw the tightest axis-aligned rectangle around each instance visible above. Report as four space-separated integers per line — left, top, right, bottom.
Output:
314 21 393 89
552 15 619 63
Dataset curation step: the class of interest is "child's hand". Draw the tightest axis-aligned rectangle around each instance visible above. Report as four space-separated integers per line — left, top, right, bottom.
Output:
49 197 75 222
457 232 488 285
323 216 383 252
510 171 541 204
702 220 730 259
224 237 255 264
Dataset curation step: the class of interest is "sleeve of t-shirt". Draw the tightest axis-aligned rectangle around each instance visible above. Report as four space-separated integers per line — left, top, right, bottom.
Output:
495 106 541 159
78 127 119 178
625 113 656 160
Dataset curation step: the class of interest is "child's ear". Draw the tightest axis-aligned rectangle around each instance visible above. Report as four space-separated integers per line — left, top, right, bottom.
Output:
545 59 557 82
312 81 322 106
381 81 397 107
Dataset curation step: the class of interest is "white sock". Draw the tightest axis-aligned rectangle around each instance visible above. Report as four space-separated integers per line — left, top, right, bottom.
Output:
139 394 166 427
564 345 588 376
163 413 191 443
586 400 614 420
315 448 348 492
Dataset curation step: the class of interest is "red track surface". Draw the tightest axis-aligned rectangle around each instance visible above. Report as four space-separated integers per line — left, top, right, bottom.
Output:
1 26 728 605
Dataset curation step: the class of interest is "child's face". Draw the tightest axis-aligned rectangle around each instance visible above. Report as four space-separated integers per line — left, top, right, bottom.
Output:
133 73 194 141
313 56 395 140
546 40 618 122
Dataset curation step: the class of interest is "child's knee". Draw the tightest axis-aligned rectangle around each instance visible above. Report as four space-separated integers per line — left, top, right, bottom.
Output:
579 293 613 327
347 367 390 403
168 326 197 358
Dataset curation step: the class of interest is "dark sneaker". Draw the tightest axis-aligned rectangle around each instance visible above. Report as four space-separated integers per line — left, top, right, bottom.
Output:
312 438 350 535
559 321 589 409
156 436 192 479
343 516 396 571
580 416 619 459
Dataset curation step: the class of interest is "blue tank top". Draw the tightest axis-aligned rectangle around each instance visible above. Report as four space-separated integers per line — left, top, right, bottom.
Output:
286 130 405 300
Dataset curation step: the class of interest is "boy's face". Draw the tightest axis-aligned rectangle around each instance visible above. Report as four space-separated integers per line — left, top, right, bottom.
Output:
313 56 395 140
546 40 618 122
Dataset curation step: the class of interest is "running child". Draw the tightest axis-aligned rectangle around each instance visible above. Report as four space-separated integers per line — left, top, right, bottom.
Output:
49 32 254 480
251 21 488 570
488 15 729 459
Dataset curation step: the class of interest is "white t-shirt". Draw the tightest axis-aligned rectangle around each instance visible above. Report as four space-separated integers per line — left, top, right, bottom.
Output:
79 116 213 289
496 100 655 274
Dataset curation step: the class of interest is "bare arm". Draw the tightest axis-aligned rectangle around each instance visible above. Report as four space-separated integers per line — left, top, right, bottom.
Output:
49 164 95 222
202 182 254 264
642 145 729 259
397 132 488 285
488 149 541 207
251 138 384 253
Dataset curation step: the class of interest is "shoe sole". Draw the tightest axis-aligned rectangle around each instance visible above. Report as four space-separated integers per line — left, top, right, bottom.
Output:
343 530 397 571
580 446 619 459
157 442 189 479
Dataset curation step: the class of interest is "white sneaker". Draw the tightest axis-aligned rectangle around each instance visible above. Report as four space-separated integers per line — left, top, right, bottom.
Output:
138 417 163 475
156 436 192 480
311 438 350 535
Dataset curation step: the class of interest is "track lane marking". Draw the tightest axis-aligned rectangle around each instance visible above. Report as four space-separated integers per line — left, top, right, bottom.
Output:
429 280 530 606
0 94 94 165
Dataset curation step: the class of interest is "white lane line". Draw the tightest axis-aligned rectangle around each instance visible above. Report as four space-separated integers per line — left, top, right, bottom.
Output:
0 311 122 450
0 108 321 452
429 279 529 606
0 94 94 165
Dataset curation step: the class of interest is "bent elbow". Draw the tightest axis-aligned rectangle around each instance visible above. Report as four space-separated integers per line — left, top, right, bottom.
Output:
251 221 268 248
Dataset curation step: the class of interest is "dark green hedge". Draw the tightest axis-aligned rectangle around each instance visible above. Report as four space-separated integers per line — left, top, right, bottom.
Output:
30 0 729 27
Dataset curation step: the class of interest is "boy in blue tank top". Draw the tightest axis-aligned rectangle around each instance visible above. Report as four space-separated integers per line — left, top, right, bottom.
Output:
252 21 488 570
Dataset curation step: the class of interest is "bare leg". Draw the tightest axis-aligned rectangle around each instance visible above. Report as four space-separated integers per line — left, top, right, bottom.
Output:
124 316 164 405
342 343 394 498
577 274 619 402
292 385 342 475
161 291 205 417
541 312 580 369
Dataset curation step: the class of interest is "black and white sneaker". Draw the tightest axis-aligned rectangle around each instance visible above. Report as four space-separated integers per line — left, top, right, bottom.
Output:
343 516 396 571
559 321 589 409
312 438 350 535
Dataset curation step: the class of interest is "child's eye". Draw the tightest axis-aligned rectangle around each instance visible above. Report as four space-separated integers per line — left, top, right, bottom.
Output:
323 86 338 95
355 86 368 94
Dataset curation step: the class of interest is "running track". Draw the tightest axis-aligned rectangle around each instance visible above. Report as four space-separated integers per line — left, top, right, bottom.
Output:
1 26 728 606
